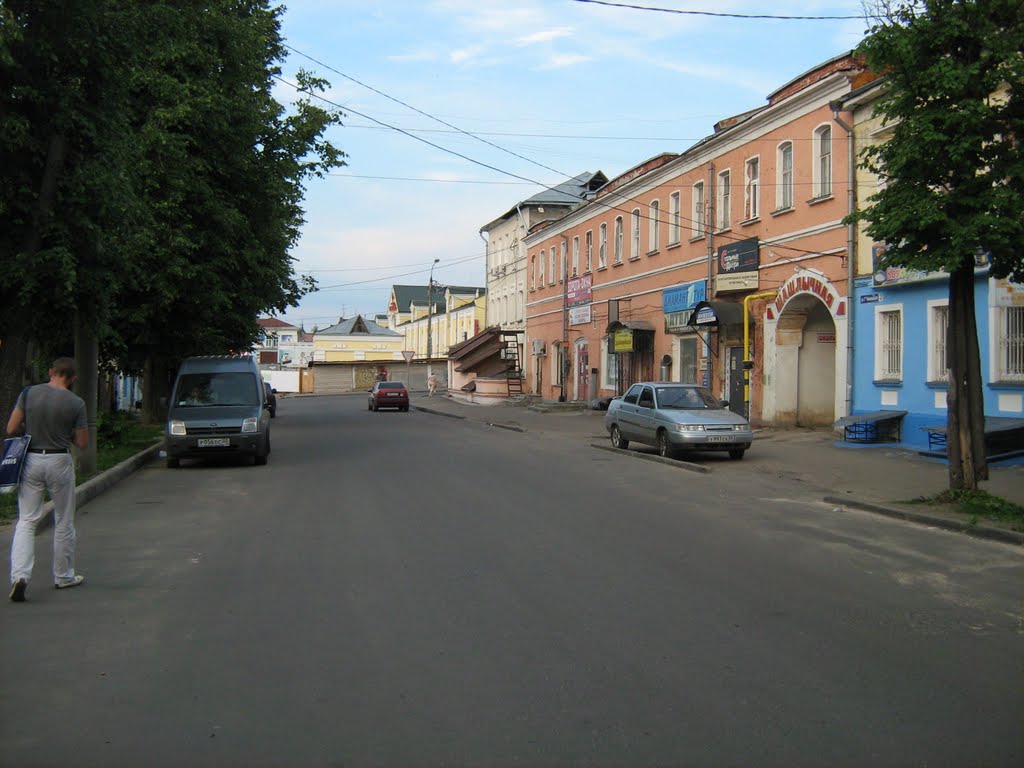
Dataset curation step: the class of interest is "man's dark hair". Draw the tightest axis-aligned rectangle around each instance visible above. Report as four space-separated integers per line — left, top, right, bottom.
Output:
51 357 77 379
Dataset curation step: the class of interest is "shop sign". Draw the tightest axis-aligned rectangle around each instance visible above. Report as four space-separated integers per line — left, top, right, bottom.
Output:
860 293 881 304
662 280 706 313
992 279 1024 307
817 332 836 343
872 243 990 287
567 273 593 306
569 304 592 325
716 237 759 293
693 306 719 326
665 310 695 333
613 328 633 352
774 272 838 313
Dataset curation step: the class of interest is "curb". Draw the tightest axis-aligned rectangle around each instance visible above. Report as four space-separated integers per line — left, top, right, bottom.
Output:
36 441 163 534
824 495 1024 546
413 405 466 420
591 443 711 474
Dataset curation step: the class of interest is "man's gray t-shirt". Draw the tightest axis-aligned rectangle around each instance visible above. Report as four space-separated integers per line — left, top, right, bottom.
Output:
16 384 88 451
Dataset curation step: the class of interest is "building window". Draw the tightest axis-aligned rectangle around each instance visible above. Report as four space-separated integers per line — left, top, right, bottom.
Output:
744 157 760 220
669 191 681 245
631 209 640 258
815 126 832 198
778 142 793 210
529 254 535 291
716 170 731 230
692 182 705 238
875 305 903 381
538 250 545 286
614 216 623 264
649 200 660 251
585 230 593 272
599 223 608 269
928 301 949 383
560 239 567 282
604 336 618 390
572 236 580 277
549 247 556 285
997 306 1024 382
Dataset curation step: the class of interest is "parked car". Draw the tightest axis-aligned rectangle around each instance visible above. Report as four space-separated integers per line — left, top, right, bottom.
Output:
604 382 753 460
165 355 272 468
263 381 277 418
369 381 409 412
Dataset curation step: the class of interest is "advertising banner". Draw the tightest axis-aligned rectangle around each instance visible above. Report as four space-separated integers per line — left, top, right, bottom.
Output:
569 304 592 325
715 237 759 293
567 273 593 306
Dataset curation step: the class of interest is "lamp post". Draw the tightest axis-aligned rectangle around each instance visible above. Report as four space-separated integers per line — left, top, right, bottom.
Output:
426 258 439 380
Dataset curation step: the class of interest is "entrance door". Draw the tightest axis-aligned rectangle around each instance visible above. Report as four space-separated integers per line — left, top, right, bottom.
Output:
679 337 698 384
576 343 589 401
727 347 745 416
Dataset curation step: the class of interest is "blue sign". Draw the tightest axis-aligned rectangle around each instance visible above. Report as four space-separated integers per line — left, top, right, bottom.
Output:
860 294 881 304
662 280 707 313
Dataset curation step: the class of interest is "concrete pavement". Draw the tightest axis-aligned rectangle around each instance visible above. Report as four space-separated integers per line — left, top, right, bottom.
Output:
414 393 1024 546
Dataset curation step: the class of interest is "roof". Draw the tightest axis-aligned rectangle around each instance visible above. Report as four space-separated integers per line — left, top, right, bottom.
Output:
315 314 402 337
390 284 486 313
481 171 608 231
257 317 297 330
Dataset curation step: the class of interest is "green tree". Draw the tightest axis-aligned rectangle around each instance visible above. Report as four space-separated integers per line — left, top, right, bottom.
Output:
850 0 1024 490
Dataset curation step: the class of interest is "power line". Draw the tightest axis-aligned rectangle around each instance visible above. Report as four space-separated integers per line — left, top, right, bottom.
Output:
571 0 866 21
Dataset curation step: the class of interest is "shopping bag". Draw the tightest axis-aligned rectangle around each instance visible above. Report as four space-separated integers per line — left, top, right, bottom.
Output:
0 435 32 494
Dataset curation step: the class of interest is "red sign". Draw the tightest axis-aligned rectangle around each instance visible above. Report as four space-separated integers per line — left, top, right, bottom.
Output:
567 273 593 306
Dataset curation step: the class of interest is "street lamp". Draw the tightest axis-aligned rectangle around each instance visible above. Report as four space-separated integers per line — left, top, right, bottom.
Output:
426 258 440 379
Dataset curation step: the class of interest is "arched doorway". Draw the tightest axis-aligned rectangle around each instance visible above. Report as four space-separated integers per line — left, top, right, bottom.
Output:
775 294 837 427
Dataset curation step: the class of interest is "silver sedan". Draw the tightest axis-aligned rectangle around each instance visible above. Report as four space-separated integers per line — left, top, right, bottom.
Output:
604 382 753 460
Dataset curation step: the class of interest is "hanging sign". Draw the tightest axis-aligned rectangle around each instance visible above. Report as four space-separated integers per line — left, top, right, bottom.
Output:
613 328 634 352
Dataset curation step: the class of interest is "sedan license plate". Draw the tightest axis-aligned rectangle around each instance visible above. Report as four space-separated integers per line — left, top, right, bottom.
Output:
197 438 230 448
707 435 732 443
387 392 401 397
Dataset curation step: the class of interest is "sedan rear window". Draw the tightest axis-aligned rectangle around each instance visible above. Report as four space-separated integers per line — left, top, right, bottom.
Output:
378 382 405 389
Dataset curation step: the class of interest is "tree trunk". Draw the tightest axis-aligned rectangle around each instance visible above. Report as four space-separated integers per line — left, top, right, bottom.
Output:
0 335 31 438
946 260 988 490
142 357 171 425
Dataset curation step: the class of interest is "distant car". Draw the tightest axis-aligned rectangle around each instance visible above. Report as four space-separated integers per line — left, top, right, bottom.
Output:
263 381 277 418
369 381 409 412
604 382 753 460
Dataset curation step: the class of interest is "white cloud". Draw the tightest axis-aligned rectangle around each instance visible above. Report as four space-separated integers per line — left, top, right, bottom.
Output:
516 27 574 46
540 53 592 70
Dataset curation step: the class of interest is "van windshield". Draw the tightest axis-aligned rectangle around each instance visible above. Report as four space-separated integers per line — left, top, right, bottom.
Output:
175 373 259 407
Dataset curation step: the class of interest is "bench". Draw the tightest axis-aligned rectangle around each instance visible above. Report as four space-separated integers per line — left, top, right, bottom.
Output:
833 410 908 443
921 417 1024 461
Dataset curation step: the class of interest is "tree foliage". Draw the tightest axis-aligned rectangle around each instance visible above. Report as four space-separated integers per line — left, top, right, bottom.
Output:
0 1 345 412
850 0 1024 489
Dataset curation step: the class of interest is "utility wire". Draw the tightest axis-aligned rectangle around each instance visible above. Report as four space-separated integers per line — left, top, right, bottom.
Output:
571 0 866 21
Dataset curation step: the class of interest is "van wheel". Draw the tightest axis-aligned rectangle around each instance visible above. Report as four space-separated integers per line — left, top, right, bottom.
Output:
729 448 745 460
255 436 269 466
610 425 629 450
166 457 180 469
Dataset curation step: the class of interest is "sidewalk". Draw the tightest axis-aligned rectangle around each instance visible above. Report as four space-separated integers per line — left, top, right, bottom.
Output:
414 393 1024 545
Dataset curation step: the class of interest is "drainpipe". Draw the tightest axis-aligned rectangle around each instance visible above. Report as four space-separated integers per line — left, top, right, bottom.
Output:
832 100 856 418
743 291 778 421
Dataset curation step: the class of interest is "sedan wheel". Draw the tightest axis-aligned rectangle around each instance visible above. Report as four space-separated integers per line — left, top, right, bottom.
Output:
657 431 674 458
610 424 629 450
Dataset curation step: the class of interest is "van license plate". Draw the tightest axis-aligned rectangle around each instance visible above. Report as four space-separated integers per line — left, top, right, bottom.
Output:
197 438 230 448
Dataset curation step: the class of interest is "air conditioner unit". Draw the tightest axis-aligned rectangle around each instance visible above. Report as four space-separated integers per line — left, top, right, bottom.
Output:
531 339 546 356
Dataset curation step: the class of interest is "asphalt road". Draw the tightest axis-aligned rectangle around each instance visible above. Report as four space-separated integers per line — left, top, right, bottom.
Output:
1 394 1022 768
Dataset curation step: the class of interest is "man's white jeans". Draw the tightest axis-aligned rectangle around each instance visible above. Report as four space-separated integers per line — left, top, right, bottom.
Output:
10 453 77 584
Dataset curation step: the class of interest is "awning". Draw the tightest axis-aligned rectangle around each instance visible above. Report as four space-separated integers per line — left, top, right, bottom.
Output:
605 319 657 334
687 300 744 328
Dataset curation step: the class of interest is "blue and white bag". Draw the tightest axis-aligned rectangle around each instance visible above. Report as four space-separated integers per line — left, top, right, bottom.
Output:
0 435 31 494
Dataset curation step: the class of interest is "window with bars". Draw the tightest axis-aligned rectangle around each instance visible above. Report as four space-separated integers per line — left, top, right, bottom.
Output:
928 302 949 382
998 306 1024 382
669 192 681 245
876 307 903 381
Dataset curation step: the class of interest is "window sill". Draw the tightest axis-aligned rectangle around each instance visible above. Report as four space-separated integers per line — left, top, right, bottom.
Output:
611 261 624 268
666 242 682 252
688 234 705 244
597 266 608 272
873 379 903 387
714 227 732 236
628 255 641 262
925 380 950 389
740 216 761 227
806 194 834 206
646 249 660 257
770 207 794 217
988 380 1024 389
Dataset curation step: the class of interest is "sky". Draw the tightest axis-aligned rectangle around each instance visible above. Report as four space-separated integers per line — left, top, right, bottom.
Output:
272 0 872 331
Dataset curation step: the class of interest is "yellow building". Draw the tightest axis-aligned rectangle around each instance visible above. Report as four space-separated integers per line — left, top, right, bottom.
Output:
312 315 405 364
386 285 488 360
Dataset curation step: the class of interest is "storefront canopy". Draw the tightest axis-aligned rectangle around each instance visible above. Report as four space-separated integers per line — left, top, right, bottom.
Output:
605 319 657 334
687 300 744 328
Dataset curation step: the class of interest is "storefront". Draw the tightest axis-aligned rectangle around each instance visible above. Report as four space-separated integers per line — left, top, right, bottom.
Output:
663 280 707 385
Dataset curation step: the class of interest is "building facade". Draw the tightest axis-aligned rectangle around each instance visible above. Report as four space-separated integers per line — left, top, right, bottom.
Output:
524 53 874 427
387 284 487 363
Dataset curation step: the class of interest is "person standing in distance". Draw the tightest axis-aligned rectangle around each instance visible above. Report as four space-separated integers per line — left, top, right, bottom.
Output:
7 357 89 602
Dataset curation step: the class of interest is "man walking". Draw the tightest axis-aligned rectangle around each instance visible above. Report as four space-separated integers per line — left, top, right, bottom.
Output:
7 357 89 602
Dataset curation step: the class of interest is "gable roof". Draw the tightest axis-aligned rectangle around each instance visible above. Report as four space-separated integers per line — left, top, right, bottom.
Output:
390 284 486 313
481 171 608 231
315 314 402 337
257 317 298 330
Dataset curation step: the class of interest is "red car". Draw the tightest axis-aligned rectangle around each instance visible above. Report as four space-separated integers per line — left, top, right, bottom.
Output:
368 381 409 412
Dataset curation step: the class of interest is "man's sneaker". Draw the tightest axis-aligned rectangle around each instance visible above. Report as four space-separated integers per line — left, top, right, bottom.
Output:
9 579 27 602
54 575 85 590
